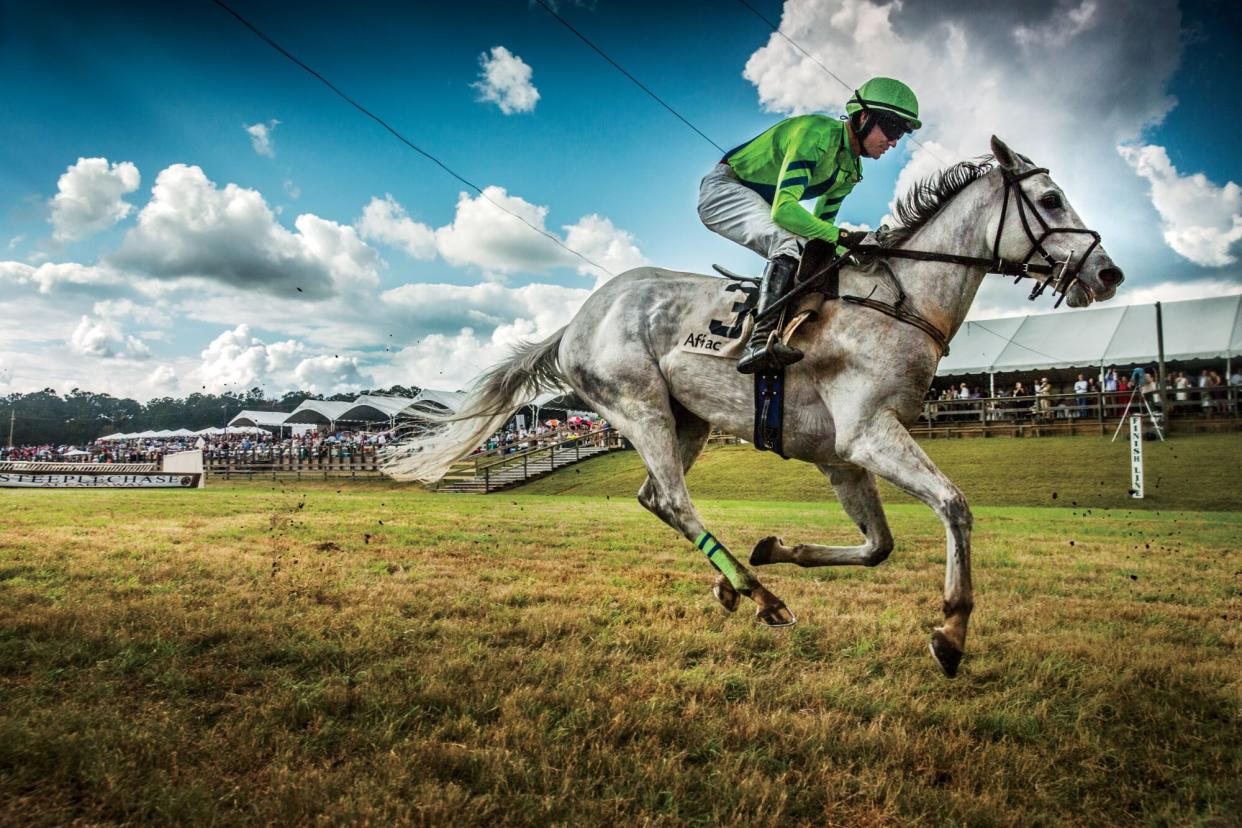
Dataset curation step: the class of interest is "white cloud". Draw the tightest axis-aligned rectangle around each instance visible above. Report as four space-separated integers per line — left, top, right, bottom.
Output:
49 157 141 241
742 0 1181 273
370 283 588 389
356 194 437 260
196 324 371 395
0 260 127 294
563 214 647 287
472 46 540 114
8 235 24 250
293 213 380 293
244 119 280 157
1013 0 1099 47
1097 276 1242 306
1118 144 1242 267
110 164 380 298
68 315 151 360
4 169 643 398
436 186 563 274
198 324 302 392
434 186 645 280
150 365 177 388
380 280 589 338
293 354 366 394
92 297 172 328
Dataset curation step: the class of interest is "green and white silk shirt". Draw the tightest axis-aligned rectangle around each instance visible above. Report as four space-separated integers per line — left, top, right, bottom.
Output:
723 114 863 248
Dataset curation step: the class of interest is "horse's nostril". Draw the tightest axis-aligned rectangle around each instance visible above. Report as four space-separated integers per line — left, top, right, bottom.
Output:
1099 267 1124 288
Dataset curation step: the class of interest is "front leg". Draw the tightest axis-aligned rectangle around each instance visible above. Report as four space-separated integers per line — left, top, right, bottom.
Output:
837 414 973 678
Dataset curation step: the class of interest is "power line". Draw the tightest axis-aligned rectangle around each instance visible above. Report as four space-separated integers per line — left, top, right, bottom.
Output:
968 319 1075 367
533 0 726 155
733 0 954 168
734 0 856 92
209 0 614 279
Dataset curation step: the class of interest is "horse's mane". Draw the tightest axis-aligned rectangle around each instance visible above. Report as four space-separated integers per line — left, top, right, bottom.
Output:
881 156 996 248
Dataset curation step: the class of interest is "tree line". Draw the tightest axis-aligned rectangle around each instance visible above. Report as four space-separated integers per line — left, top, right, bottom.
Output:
1 385 422 446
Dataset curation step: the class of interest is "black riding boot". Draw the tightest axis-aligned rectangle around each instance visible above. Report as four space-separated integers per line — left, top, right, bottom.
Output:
737 254 803 374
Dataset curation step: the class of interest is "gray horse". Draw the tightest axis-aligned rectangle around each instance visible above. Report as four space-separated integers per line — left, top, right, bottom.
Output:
383 137 1123 677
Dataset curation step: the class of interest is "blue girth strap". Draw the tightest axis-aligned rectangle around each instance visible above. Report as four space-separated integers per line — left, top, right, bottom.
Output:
753 368 786 457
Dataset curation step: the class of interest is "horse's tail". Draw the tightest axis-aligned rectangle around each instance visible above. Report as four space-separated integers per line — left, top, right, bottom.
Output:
380 328 567 483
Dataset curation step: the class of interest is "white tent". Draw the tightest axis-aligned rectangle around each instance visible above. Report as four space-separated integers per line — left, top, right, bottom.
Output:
937 294 1242 376
338 394 417 422
283 399 356 426
228 410 291 429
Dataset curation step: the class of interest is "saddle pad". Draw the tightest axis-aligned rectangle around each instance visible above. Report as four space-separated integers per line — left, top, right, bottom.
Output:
678 278 757 358
678 278 819 360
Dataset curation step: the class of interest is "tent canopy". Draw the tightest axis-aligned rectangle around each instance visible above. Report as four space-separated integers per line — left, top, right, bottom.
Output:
283 399 356 424
937 294 1242 376
337 394 416 422
228 409 291 428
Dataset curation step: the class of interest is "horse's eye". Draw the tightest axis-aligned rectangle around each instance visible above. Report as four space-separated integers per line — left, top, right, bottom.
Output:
1040 193 1063 211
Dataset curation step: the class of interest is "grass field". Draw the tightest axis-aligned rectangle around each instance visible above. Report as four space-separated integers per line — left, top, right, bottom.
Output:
1 435 1239 825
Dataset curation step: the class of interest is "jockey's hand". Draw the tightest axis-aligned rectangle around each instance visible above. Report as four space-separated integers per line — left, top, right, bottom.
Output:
837 229 874 250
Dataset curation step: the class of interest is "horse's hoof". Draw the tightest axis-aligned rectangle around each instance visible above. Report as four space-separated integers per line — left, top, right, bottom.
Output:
712 577 739 613
755 602 797 628
750 536 782 566
929 628 963 678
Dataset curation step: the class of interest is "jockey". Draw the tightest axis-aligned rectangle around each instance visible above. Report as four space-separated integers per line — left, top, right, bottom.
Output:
698 77 921 373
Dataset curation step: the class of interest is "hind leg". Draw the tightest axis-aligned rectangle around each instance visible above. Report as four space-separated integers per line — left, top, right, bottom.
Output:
751 462 894 568
643 403 740 613
602 396 793 626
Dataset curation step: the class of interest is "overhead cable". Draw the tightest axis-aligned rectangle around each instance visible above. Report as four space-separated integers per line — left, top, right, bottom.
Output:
533 0 726 155
209 0 615 278
968 319 1073 366
733 0 954 168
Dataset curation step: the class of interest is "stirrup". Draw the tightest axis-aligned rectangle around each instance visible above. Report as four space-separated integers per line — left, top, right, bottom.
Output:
764 330 804 367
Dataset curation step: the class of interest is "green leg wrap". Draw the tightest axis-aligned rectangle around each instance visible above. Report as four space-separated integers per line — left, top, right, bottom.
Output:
696 531 754 594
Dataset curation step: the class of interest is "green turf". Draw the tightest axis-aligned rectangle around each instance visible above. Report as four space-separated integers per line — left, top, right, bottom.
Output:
516 432 1242 511
0 435 1239 825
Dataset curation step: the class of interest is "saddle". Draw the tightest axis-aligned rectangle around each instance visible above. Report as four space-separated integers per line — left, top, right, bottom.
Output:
715 240 839 459
712 238 949 456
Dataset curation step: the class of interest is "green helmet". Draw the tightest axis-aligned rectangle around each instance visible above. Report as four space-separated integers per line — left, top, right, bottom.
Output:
846 77 921 131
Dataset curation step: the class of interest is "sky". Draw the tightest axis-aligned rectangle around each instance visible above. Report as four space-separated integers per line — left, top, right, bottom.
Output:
2 0 1240 401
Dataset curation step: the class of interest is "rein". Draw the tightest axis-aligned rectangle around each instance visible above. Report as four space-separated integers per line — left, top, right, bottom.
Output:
758 164 1103 351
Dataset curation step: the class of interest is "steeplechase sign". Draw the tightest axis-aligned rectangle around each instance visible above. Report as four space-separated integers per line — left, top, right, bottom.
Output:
0 472 201 488
0 450 205 489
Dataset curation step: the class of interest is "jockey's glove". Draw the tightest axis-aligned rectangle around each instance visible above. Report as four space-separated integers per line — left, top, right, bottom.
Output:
836 229 873 250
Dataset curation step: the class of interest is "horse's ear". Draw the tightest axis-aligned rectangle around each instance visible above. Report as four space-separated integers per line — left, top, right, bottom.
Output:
991 135 1020 171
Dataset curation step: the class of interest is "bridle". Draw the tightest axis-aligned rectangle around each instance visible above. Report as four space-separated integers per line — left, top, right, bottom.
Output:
989 166 1102 308
878 164 1103 308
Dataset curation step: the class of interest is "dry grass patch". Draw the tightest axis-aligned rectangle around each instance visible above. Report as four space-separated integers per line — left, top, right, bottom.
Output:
0 485 1238 825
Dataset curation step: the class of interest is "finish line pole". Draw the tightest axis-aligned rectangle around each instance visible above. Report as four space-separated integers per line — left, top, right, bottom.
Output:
1129 415 1144 499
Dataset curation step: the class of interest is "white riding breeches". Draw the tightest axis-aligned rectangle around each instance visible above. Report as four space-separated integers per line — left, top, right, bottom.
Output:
697 163 803 261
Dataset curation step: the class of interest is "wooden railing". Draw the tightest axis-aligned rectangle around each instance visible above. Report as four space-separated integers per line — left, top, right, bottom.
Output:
911 386 1240 438
453 427 620 491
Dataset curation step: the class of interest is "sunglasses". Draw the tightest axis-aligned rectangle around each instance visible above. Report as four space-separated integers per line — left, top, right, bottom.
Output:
874 114 911 141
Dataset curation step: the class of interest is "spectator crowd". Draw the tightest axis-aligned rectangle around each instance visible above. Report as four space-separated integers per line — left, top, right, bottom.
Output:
925 365 1242 423
2 418 609 467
